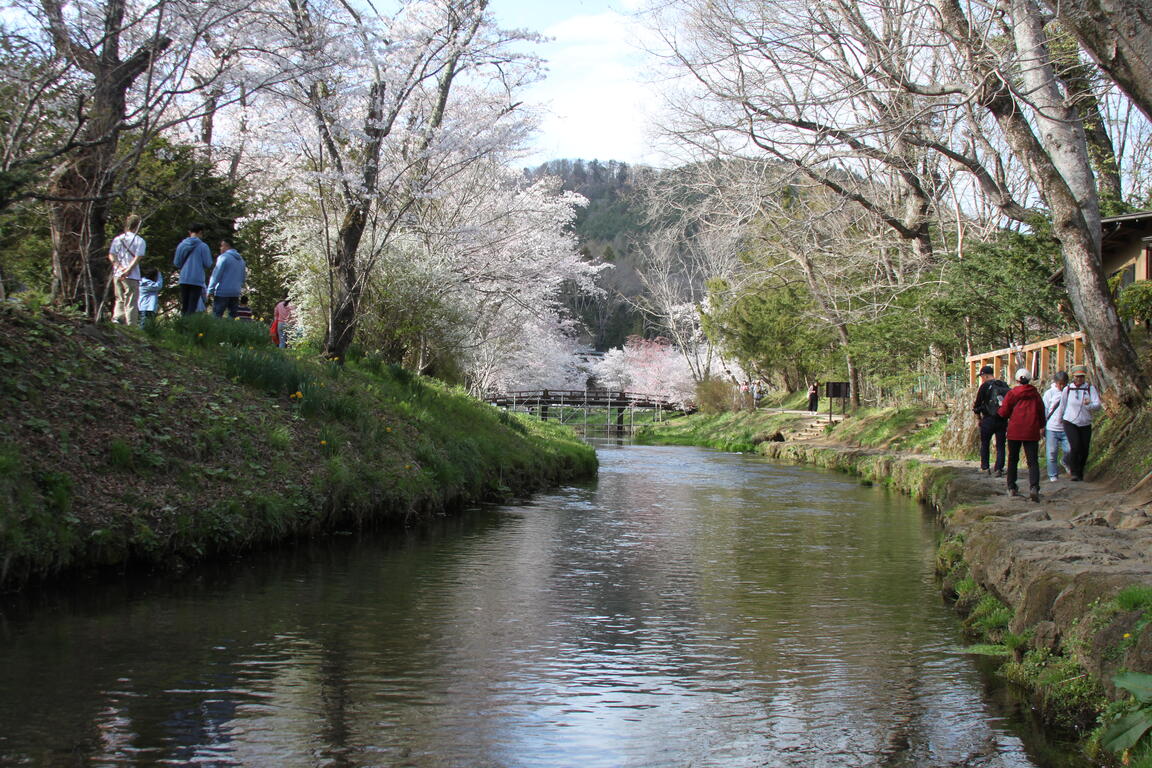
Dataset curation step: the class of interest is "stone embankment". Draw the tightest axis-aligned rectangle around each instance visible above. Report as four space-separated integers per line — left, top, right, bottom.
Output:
759 439 1152 698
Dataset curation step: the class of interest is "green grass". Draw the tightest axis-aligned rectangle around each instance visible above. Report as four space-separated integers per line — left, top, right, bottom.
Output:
636 409 816 452
0 305 597 587
1117 586 1152 613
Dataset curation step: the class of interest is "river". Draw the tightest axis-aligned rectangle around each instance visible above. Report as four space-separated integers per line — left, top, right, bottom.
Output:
0 444 1087 767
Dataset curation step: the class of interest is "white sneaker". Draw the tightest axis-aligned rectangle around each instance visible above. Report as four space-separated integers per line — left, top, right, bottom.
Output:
1048 477 1058 482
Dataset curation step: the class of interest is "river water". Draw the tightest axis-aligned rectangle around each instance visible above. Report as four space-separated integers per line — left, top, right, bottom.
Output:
0 444 1087 767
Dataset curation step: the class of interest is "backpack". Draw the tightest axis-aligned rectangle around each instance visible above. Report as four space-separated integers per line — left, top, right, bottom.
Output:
983 380 1010 418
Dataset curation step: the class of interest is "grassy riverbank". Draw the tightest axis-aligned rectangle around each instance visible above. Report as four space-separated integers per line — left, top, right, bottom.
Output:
0 305 596 589
639 401 1152 763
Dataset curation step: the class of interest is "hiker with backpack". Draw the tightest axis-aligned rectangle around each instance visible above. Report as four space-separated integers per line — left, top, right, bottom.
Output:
1054 364 1102 482
972 364 1009 477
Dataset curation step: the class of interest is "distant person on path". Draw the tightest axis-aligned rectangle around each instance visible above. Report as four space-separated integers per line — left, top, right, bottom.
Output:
1043 371 1070 482
173 224 214 315
807 381 820 412
1056 364 1101 482
972 365 1009 477
207 239 247 318
998 368 1045 502
272 295 296 348
234 295 253 321
108 214 145 326
752 379 762 409
137 268 163 326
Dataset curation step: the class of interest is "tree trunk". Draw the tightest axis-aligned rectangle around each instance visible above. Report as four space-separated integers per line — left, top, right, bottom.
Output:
323 206 369 359
1042 0 1152 121
935 0 1146 407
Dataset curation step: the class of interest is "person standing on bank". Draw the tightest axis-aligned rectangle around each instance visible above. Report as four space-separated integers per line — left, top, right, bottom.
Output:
173 224 214 315
807 381 820 412
1056 364 1101 481
1043 371 1070 482
108 214 145 325
972 365 1009 477
999 368 1045 502
207 239 246 318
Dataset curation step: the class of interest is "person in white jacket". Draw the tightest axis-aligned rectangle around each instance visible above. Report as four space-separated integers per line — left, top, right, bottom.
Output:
1042 371 1069 482
1055 364 1102 481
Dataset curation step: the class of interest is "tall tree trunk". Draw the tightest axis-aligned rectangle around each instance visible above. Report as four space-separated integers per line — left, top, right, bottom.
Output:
1041 0 1152 122
936 0 1145 407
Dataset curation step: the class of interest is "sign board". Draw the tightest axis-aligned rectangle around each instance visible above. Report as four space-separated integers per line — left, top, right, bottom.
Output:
825 381 850 399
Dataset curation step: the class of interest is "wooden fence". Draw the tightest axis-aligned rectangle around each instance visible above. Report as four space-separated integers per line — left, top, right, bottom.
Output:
965 332 1085 385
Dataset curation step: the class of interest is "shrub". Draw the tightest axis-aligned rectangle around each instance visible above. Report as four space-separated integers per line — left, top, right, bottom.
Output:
695 378 736 414
1118 282 1152 324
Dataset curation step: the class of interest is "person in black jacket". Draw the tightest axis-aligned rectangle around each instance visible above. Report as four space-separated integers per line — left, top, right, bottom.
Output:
972 365 1009 477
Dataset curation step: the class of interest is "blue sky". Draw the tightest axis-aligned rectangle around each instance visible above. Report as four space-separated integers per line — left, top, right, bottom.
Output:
490 0 663 167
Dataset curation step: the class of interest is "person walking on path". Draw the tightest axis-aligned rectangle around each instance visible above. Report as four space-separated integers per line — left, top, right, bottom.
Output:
1043 371 1070 482
137 268 163 326
1056 364 1101 481
999 368 1045 502
207 239 247 318
173 224 213 315
972 364 1009 476
271 295 296 348
108 214 145 326
807 381 820 412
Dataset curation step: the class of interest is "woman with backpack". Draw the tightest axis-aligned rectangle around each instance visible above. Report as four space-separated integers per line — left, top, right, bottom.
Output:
1055 364 1102 481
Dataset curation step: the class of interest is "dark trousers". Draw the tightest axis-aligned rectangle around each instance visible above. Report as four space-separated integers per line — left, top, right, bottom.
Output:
1006 440 1040 491
1062 421 1093 479
180 284 203 315
212 296 240 318
979 416 1007 471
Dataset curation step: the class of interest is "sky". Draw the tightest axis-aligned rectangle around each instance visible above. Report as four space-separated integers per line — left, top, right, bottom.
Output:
490 0 666 168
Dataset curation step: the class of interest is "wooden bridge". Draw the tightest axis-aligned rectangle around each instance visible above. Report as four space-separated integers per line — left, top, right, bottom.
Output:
485 389 677 436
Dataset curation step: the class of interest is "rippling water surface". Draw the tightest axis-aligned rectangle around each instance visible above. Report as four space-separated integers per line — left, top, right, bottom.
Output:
0 444 1086 767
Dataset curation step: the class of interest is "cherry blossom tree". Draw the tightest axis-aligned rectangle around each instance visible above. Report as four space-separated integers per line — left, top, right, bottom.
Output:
5 0 294 315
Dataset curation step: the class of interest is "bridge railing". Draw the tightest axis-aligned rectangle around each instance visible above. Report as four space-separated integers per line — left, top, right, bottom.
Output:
485 389 674 407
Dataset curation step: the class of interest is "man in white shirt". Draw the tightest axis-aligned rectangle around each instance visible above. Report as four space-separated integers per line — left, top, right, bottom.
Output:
108 214 146 326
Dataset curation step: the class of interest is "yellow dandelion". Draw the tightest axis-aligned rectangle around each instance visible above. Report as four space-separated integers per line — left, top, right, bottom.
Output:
404 464 412 470
320 440 327 446
1124 633 1132 639
197 332 204 338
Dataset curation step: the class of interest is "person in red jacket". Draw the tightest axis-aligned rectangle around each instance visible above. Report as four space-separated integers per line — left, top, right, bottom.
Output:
998 367 1046 502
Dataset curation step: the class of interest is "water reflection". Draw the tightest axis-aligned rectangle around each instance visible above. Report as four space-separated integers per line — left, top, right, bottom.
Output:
0 445 1084 767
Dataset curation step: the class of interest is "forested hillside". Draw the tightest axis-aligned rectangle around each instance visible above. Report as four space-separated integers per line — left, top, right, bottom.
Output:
525 159 651 350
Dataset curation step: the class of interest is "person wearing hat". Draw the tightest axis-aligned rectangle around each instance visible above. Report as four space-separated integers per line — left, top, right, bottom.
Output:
1055 364 1101 481
998 367 1046 502
972 364 1009 477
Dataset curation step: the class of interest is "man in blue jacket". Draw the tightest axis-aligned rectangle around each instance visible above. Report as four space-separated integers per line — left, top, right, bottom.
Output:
173 224 214 315
207 239 247 318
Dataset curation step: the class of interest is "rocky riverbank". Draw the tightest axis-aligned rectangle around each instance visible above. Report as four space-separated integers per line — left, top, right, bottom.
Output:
759 436 1152 742
640 403 1152 750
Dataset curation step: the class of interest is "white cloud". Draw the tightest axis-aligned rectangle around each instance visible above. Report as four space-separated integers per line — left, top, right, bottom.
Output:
517 10 665 167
